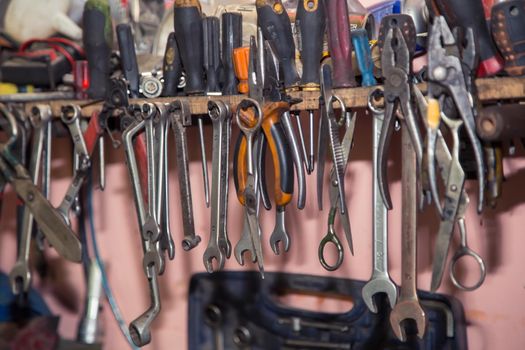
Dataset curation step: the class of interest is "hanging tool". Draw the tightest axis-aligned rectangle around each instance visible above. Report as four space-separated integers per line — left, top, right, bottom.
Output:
168 100 202 252
203 16 221 94
361 88 398 313
430 0 503 77
318 98 356 271
222 12 243 95
0 104 82 263
352 29 377 87
376 15 424 210
317 62 354 256
9 105 52 295
491 0 525 76
427 16 485 213
324 0 357 88
83 0 112 99
255 5 307 209
161 32 182 97
476 104 525 142
174 0 205 95
296 0 325 174
122 103 165 347
116 23 140 98
389 112 426 342
204 100 232 273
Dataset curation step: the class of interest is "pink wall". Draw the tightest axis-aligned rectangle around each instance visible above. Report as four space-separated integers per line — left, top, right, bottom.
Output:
1 111 525 349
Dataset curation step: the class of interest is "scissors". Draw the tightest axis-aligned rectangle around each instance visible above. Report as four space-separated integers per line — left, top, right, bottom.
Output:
318 70 356 271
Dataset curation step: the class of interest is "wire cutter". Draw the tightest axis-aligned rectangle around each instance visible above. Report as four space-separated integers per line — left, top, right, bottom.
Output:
376 22 424 210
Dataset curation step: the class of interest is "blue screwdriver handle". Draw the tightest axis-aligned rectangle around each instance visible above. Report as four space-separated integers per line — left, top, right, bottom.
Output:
352 29 377 87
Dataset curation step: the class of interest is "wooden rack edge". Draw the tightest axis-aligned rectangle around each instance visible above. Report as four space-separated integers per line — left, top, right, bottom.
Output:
24 76 525 117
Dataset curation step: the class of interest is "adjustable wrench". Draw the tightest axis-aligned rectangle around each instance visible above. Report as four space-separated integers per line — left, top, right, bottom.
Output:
9 105 51 294
389 125 426 341
168 100 202 251
362 89 398 312
204 100 232 272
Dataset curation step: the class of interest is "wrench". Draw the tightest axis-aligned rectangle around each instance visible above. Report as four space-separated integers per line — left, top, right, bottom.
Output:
269 205 290 255
169 100 202 251
362 88 398 312
204 100 232 272
9 105 50 294
389 124 426 341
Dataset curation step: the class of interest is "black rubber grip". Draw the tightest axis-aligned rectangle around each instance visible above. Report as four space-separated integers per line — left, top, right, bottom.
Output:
491 0 525 76
174 4 205 95
477 104 525 141
269 121 294 198
296 0 326 90
256 0 300 90
162 32 183 97
116 23 140 98
233 133 242 195
432 0 503 76
203 16 221 93
83 2 112 99
221 12 243 95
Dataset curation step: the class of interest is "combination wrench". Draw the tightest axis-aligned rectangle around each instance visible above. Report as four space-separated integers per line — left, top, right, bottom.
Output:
9 105 51 294
389 123 426 341
362 89 398 312
204 100 232 272
169 100 202 251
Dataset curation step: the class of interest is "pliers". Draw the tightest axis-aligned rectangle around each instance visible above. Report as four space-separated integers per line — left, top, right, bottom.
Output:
427 16 485 213
377 23 424 210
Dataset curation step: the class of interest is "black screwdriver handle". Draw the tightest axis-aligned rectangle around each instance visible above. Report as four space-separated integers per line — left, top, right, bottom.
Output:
256 0 300 91
83 0 112 99
296 0 326 91
174 0 205 95
221 12 243 95
491 0 525 77
203 16 221 94
116 23 140 98
162 32 183 97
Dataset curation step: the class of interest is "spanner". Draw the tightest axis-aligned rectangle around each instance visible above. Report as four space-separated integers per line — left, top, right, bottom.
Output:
204 100 232 273
9 105 51 294
169 100 202 251
362 88 398 312
389 124 426 341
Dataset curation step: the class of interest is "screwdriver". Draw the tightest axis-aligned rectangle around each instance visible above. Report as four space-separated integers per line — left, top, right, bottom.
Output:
116 23 140 98
352 29 377 87
431 0 503 77
324 0 357 88
222 12 243 95
161 32 182 97
203 16 221 94
173 0 210 207
83 0 112 99
296 0 326 174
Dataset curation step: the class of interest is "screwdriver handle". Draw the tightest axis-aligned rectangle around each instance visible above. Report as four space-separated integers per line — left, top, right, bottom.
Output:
233 47 250 94
203 16 221 93
83 0 112 99
477 104 525 141
352 29 377 87
222 12 243 95
116 23 140 98
296 0 326 91
162 32 183 97
431 0 503 77
174 0 205 95
491 0 525 77
256 0 300 91
324 0 357 88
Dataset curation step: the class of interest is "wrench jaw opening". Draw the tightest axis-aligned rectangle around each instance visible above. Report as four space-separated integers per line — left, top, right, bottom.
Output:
269 206 290 255
389 300 427 342
9 263 31 295
203 250 226 274
361 279 398 314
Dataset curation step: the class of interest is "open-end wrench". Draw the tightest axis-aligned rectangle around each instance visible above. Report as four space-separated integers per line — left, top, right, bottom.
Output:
169 100 202 251
389 124 426 341
204 100 232 273
269 205 290 255
362 88 398 312
9 105 50 294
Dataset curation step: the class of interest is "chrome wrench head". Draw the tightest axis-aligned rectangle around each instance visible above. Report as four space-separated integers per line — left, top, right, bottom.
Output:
269 206 290 255
389 299 427 341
